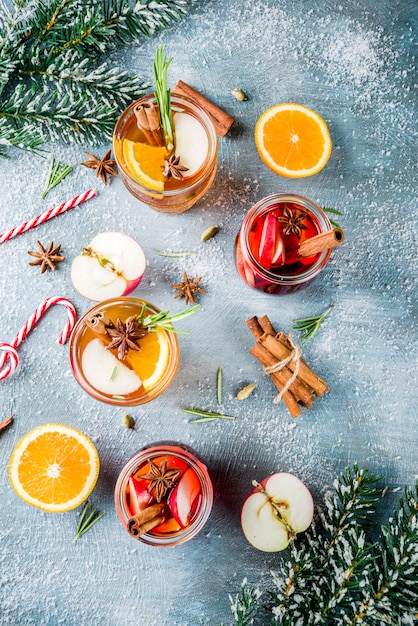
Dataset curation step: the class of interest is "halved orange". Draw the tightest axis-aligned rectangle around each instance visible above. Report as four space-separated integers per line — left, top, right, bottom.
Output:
255 103 332 178
9 424 100 513
126 328 169 390
122 138 167 190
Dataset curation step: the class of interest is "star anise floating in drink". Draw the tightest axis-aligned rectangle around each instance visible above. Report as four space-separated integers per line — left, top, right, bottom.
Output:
171 272 206 305
105 316 147 360
277 205 308 238
81 149 118 185
162 155 189 180
28 241 65 273
139 458 181 502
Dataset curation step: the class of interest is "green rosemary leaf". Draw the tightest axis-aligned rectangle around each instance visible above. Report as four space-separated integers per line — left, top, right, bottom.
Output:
109 366 117 382
183 408 237 422
39 156 74 200
156 250 197 257
72 501 104 544
292 305 333 344
322 207 343 229
153 45 174 149
217 367 223 405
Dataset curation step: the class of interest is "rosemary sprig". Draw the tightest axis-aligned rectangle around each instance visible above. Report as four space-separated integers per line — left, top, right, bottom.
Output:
136 304 199 333
292 304 333 344
217 367 223 405
322 207 343 228
39 156 74 201
156 250 197 257
153 45 174 150
72 501 104 544
183 408 237 423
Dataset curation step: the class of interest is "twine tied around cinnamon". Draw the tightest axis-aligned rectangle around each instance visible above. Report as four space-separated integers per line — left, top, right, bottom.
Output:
263 334 302 404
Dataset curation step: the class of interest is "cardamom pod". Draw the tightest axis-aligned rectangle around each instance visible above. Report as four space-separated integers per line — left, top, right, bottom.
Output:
237 384 257 400
122 413 135 429
201 226 219 242
232 87 248 101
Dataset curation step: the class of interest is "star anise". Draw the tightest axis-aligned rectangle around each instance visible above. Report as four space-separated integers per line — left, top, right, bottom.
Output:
162 155 189 180
105 316 147 360
81 149 117 185
277 205 308 238
139 458 181 503
171 272 206 305
28 241 65 273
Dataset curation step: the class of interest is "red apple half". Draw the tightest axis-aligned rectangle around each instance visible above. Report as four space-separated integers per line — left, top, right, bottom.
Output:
71 231 146 301
241 472 314 552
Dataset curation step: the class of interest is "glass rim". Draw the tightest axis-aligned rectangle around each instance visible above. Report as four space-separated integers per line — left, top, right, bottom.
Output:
68 297 179 406
241 193 333 285
114 444 213 547
113 93 218 196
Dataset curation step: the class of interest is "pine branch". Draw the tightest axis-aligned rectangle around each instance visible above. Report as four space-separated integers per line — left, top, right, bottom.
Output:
226 465 417 625
345 482 418 625
0 0 196 154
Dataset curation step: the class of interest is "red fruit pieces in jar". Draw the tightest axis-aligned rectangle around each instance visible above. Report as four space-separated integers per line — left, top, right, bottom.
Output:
168 467 201 528
128 476 154 516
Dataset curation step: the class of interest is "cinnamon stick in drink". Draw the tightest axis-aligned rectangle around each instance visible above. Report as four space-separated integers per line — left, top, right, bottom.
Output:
134 102 165 147
286 227 345 264
173 80 235 136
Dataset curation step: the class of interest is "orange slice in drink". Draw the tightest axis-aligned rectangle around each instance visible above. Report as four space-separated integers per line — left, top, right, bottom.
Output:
255 103 332 178
9 424 100 513
122 139 167 190
126 328 170 391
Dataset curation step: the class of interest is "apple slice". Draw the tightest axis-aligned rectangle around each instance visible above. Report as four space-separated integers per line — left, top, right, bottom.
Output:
128 476 154 516
258 213 277 269
168 467 201 528
241 472 314 552
172 112 209 177
71 231 146 301
81 338 142 396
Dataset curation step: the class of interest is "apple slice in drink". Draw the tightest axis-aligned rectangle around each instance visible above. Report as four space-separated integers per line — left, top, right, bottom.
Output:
172 112 209 177
71 232 146 301
128 476 154 515
168 467 201 528
241 472 314 552
81 338 142 396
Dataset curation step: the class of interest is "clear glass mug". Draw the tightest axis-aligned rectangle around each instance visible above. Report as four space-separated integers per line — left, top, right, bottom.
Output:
113 94 218 214
235 193 333 295
114 443 213 547
69 297 179 406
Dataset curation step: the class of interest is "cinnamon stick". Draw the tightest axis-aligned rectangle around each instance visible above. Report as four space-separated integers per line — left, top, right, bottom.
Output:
260 332 328 396
250 343 313 410
245 316 264 339
173 80 235 136
127 503 166 538
134 102 165 147
286 227 345 264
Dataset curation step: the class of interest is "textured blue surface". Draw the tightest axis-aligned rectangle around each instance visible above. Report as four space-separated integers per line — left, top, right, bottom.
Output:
0 1 417 624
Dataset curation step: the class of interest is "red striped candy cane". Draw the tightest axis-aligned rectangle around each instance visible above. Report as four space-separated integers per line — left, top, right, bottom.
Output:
0 297 77 380
0 188 97 244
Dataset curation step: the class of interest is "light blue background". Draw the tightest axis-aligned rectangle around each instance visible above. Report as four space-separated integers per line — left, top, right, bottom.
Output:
0 0 417 624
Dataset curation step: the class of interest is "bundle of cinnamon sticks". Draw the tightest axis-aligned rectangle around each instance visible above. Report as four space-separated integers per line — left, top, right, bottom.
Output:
246 315 328 418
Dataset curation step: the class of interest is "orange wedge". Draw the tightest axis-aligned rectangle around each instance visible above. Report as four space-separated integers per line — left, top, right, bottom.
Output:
9 424 100 513
255 103 332 178
126 328 169 390
122 139 167 190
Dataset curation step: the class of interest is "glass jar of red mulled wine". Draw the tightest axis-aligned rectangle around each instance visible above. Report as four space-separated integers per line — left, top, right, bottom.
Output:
235 193 333 295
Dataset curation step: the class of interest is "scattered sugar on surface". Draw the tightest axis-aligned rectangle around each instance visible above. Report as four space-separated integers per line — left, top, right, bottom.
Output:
1 0 417 624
